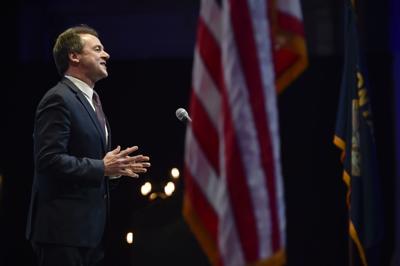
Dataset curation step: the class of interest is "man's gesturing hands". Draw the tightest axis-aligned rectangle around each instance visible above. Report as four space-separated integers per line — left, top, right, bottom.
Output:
103 146 151 178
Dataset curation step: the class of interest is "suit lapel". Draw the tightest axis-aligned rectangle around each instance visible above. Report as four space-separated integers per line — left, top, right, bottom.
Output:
62 78 107 153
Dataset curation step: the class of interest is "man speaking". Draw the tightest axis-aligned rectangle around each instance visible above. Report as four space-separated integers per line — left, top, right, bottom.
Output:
26 25 151 266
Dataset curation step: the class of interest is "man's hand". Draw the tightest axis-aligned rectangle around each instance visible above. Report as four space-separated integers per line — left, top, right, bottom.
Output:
103 146 151 178
126 154 151 177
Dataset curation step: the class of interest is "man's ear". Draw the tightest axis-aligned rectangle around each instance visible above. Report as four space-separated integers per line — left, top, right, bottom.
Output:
69 52 80 64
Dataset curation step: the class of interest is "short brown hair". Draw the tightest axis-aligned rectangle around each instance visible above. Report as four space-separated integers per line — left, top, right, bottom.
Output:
53 25 99 76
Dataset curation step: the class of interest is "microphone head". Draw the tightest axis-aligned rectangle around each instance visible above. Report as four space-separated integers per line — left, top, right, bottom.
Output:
175 108 192 123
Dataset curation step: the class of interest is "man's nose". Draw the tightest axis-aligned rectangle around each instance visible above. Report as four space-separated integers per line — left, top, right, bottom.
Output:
102 51 110 60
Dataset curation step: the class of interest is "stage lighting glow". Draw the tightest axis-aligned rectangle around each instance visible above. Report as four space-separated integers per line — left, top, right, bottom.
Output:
126 232 133 244
140 182 152 196
170 168 180 179
164 181 175 196
149 192 158 200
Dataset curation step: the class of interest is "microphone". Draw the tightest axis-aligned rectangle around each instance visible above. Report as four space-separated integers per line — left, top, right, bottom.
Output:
175 108 192 123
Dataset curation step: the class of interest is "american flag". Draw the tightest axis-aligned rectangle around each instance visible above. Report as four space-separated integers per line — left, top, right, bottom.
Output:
183 0 307 265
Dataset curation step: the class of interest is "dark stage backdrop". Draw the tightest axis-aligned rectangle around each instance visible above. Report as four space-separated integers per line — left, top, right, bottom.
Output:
0 0 394 265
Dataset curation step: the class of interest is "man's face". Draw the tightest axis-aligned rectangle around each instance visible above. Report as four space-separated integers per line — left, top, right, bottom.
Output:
78 33 110 84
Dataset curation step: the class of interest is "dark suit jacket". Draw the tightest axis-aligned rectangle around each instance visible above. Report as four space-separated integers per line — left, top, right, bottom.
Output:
26 78 112 248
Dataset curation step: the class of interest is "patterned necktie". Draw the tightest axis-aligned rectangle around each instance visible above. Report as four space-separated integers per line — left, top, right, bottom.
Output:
92 90 106 134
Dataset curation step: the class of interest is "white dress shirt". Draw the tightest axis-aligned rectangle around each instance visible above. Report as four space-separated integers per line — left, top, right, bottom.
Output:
65 75 109 140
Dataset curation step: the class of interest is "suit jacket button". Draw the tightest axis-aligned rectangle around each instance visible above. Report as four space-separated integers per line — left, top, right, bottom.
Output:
104 194 107 199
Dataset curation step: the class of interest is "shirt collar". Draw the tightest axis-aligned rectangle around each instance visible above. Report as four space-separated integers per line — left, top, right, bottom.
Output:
65 75 94 100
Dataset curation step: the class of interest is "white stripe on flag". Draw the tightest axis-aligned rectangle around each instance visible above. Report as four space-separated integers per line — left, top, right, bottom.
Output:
185 126 221 209
276 0 303 20
221 0 275 258
247 0 286 248
185 126 245 265
192 48 222 130
200 0 222 44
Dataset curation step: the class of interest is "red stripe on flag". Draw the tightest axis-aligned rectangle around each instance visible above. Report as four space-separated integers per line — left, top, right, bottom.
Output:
274 48 300 80
229 0 281 252
277 11 305 36
197 18 224 93
199 5 261 260
184 166 219 244
221 94 260 261
190 91 220 173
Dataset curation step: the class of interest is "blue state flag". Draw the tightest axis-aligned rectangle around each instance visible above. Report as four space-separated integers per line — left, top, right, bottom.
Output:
333 1 384 265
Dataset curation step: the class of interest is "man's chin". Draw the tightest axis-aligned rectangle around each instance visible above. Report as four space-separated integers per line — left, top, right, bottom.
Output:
99 71 109 79
94 73 108 83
